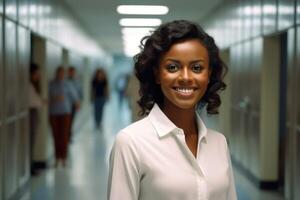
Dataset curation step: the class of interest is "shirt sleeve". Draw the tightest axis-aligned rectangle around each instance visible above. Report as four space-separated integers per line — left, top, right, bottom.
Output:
226 141 237 200
108 131 141 200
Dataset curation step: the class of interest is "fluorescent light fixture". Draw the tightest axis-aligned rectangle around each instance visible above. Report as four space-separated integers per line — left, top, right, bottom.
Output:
124 46 139 57
123 37 141 57
122 27 154 56
122 37 142 57
117 5 169 15
119 18 161 26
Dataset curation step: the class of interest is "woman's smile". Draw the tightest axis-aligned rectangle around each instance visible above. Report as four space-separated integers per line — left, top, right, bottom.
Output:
173 87 197 97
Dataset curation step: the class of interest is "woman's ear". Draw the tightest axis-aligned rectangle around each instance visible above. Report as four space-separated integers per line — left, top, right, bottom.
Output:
154 68 160 84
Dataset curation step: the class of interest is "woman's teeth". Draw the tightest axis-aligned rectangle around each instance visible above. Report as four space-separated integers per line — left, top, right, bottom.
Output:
176 88 193 94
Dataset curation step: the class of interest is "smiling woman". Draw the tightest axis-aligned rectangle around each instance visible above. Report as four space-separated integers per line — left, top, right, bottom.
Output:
108 20 237 200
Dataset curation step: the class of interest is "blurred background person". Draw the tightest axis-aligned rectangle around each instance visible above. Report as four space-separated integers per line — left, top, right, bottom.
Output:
29 63 46 175
91 68 109 130
125 72 141 122
115 73 129 108
49 66 80 167
67 66 82 143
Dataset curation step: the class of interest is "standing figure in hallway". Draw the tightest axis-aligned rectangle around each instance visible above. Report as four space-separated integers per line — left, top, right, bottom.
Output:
67 66 83 142
115 73 129 108
29 63 46 175
108 20 237 200
49 66 80 167
91 68 109 130
125 72 141 122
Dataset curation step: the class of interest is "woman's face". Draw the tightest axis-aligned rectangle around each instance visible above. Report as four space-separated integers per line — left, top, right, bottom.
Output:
96 70 104 80
31 70 40 81
56 68 65 80
156 39 211 110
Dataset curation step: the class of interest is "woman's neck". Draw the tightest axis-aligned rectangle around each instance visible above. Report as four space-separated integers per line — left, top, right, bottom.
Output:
162 104 198 136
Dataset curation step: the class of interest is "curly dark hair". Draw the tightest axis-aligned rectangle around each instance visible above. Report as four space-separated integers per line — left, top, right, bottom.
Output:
134 20 227 116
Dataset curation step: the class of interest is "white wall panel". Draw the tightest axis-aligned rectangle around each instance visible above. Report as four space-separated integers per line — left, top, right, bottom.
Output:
298 0 300 24
278 0 295 31
262 0 277 35
4 122 18 200
17 116 30 187
252 0 262 37
294 26 300 200
17 26 30 112
18 0 29 27
5 0 17 21
4 20 17 118
17 26 30 188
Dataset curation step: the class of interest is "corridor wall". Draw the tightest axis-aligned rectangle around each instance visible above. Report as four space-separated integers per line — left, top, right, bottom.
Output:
0 0 110 200
0 19 31 200
202 0 300 199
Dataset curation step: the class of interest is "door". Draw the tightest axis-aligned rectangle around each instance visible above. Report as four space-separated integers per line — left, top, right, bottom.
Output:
3 19 18 200
285 26 300 200
278 32 288 193
17 25 30 188
0 14 3 200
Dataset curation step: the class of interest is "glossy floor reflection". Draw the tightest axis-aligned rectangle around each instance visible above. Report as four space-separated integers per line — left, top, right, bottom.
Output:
26 93 285 200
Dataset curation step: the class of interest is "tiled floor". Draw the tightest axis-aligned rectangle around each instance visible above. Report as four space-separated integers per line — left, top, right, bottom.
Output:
25 93 285 200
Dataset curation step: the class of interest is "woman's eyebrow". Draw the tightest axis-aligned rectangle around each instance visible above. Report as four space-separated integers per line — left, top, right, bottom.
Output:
190 59 205 63
163 58 206 63
163 58 181 63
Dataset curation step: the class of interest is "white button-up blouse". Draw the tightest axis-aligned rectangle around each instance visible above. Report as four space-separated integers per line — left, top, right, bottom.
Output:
108 104 237 200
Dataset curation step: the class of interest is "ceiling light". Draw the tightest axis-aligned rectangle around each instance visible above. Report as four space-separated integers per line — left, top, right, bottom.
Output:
122 27 154 57
117 5 169 15
119 18 161 26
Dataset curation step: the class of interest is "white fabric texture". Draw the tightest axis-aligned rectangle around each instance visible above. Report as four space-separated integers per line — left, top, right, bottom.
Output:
108 104 237 200
29 83 43 109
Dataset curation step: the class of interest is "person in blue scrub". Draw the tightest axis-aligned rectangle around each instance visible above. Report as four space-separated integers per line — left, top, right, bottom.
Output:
49 66 80 167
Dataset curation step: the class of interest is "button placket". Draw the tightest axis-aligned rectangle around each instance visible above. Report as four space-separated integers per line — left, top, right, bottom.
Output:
174 129 205 176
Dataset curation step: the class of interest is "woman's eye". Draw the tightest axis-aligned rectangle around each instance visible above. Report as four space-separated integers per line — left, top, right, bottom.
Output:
191 64 203 73
166 64 179 72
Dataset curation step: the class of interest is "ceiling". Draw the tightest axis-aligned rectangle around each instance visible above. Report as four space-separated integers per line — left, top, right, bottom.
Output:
63 0 223 55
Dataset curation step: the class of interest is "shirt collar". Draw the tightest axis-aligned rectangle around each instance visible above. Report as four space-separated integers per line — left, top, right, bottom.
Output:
148 104 207 141
195 111 208 143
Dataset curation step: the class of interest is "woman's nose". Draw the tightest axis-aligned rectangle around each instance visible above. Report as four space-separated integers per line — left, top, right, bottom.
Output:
178 68 192 83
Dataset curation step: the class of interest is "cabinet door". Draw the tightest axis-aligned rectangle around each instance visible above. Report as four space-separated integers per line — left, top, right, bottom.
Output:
18 117 30 187
17 26 30 112
3 19 18 200
0 15 3 200
4 122 18 200
4 20 17 118
17 26 30 187
285 27 299 200
294 26 300 200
